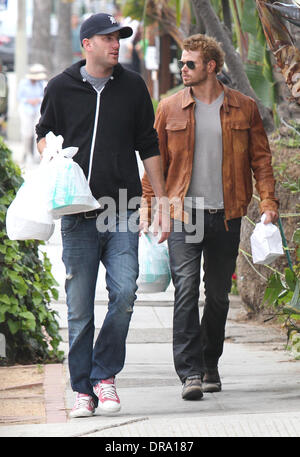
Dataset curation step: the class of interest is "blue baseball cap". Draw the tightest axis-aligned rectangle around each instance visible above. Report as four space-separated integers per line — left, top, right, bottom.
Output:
80 13 133 43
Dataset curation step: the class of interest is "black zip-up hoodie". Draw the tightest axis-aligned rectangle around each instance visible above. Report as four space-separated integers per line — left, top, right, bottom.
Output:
36 60 160 206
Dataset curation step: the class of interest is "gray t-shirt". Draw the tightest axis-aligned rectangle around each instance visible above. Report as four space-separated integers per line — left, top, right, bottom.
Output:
186 91 224 209
80 66 111 92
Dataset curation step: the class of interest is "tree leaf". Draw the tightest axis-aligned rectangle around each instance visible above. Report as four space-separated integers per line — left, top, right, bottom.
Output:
0 245 6 254
19 311 36 321
263 273 284 305
285 268 297 292
0 294 11 305
293 227 300 245
289 279 300 311
32 291 43 306
51 288 59 301
241 0 257 35
7 319 20 335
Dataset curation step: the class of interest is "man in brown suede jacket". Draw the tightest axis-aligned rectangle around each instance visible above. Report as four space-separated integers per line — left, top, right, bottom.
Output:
141 34 279 401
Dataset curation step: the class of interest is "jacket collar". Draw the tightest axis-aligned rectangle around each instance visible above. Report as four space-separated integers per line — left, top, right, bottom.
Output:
181 87 195 109
222 82 241 112
64 60 124 81
181 80 241 112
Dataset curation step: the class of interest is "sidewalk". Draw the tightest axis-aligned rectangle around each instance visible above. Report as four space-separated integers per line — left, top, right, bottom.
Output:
1 141 300 438
1 222 300 438
1 290 300 437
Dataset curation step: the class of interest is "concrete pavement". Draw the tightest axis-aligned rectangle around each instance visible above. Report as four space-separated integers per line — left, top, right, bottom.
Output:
1 285 300 438
1 140 300 438
2 218 299 439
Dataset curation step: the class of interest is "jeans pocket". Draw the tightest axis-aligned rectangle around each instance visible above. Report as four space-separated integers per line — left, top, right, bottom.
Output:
61 215 80 234
227 217 242 233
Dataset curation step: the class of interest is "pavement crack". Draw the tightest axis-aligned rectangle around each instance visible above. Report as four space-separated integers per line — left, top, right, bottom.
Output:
70 416 149 437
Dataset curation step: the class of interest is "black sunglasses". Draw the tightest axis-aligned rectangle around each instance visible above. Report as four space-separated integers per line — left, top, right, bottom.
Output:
178 60 196 70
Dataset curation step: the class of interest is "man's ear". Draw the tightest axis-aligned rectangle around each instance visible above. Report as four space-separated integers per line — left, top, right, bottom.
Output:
207 60 217 74
82 38 92 52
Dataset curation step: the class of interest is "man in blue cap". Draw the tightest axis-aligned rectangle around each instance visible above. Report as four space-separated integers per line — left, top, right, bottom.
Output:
36 13 170 418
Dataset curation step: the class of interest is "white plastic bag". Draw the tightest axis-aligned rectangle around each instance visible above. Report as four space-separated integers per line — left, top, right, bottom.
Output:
6 166 55 241
137 231 171 293
44 132 100 219
250 214 284 265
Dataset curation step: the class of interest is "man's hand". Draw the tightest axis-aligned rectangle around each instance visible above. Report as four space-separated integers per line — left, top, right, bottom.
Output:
37 137 46 157
152 208 172 243
139 198 172 244
139 219 150 234
139 212 172 244
151 196 172 243
142 156 171 243
263 210 279 224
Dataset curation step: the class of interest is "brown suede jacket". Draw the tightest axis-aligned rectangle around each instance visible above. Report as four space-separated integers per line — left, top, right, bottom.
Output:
141 82 279 225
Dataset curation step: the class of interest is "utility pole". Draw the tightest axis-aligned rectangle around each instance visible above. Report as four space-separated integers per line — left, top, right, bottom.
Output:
7 0 27 141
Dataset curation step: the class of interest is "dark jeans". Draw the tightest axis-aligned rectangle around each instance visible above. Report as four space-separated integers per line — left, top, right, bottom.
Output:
61 211 139 402
167 210 241 382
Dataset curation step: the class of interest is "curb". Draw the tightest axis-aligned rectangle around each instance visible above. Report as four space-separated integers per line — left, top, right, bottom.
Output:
43 364 67 423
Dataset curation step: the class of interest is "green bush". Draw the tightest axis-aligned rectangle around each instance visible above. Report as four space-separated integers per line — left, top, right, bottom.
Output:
0 137 63 365
263 122 300 350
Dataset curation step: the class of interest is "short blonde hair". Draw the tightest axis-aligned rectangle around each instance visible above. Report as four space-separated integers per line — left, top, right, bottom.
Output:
183 34 225 74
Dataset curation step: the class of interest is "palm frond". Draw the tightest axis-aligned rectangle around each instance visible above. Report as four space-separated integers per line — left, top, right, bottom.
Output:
256 0 300 103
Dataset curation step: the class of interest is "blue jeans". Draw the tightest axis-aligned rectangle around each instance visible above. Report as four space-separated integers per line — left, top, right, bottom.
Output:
168 211 241 382
61 211 139 402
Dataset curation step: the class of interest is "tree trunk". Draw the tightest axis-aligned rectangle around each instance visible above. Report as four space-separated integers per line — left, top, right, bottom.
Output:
191 0 274 133
222 0 232 39
31 0 52 74
53 0 73 76
190 0 206 35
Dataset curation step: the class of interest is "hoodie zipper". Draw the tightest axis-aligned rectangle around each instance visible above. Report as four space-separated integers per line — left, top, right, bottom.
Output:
87 86 105 184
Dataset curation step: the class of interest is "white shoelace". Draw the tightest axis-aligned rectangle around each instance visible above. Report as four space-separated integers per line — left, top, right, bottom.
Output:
75 395 92 408
100 383 118 400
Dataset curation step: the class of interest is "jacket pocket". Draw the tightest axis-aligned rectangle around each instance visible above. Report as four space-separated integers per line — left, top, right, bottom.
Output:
231 120 250 154
231 120 250 130
165 119 188 155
